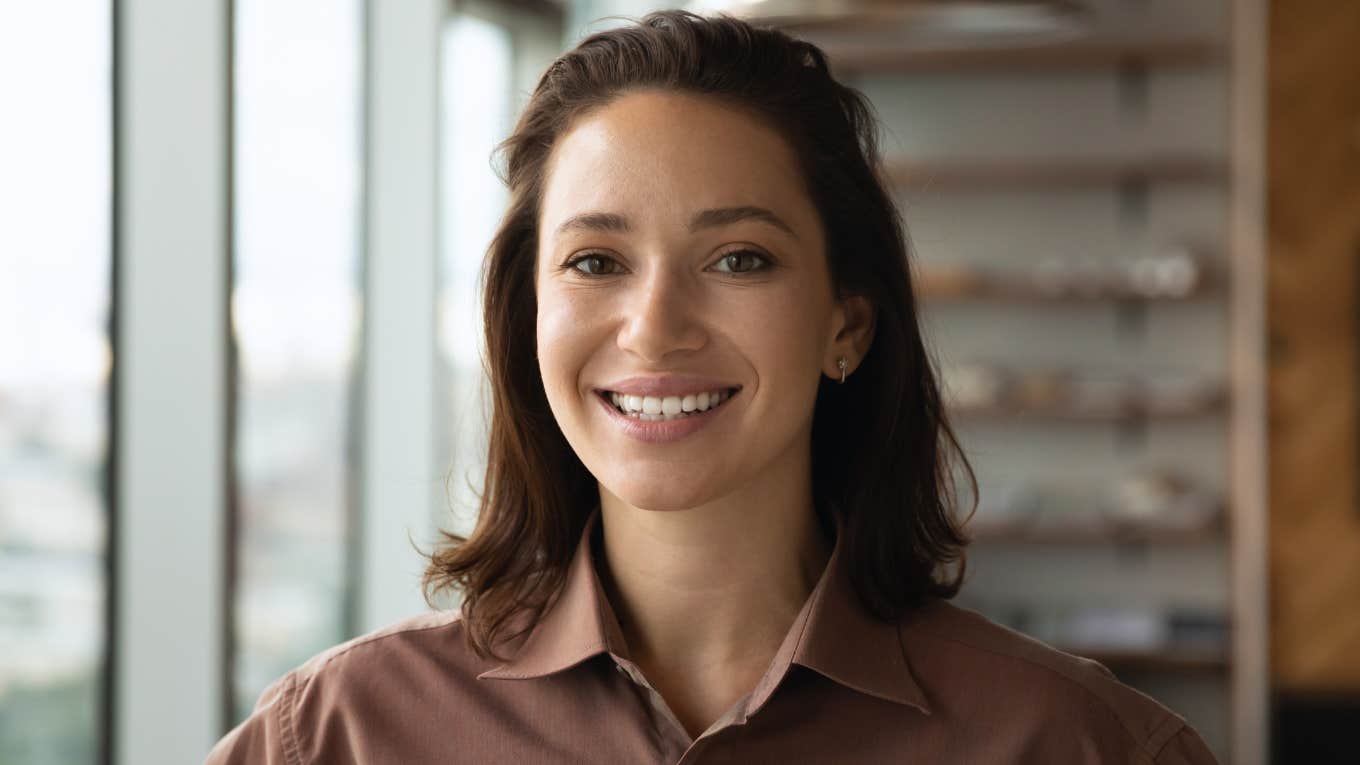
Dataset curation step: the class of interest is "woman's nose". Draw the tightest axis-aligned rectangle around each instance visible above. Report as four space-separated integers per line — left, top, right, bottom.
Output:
616 266 707 363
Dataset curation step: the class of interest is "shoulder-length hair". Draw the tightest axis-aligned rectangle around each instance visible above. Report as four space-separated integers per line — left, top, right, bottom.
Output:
421 9 975 661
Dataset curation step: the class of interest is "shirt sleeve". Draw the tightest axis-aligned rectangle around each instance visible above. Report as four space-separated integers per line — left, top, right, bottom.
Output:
203 669 304 765
1153 722 1221 765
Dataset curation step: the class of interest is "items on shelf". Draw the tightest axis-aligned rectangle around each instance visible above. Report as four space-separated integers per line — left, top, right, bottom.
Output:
942 361 1226 419
965 468 1223 540
965 598 1230 669
1099 470 1222 533
1061 606 1169 652
917 244 1212 301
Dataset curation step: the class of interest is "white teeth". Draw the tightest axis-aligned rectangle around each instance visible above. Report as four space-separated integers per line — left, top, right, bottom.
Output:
607 387 734 418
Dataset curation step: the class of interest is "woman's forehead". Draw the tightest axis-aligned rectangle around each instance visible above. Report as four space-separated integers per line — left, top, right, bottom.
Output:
538 91 815 240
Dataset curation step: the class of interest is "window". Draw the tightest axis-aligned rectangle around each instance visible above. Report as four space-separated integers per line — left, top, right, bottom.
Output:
436 11 515 555
230 0 364 724
0 3 112 762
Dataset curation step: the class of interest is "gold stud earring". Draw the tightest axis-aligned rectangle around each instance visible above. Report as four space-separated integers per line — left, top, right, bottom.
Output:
837 357 848 384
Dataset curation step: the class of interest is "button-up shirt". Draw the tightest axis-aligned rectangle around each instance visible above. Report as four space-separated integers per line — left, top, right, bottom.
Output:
205 506 1220 764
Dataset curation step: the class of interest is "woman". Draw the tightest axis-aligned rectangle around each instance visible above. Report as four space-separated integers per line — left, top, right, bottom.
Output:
208 10 1219 764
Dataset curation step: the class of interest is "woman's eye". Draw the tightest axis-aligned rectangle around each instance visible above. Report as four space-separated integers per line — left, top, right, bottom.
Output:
712 250 770 274
567 254 622 276
563 250 770 277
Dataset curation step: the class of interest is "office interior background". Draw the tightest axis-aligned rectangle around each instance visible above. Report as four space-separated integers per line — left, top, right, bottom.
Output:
1 0 1357 763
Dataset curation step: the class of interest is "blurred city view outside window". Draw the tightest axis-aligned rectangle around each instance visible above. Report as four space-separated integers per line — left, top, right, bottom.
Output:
0 3 112 763
436 11 516 572
230 0 364 724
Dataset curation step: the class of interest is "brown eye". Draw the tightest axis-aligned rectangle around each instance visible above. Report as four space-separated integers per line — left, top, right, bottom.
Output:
713 250 770 274
569 254 621 276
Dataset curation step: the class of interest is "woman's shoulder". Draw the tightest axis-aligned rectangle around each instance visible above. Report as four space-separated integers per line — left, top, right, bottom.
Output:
206 609 492 765
271 608 508 715
287 609 477 684
902 598 1135 696
899 598 1218 763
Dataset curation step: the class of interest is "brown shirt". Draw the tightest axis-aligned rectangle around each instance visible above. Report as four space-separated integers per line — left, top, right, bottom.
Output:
206 507 1221 764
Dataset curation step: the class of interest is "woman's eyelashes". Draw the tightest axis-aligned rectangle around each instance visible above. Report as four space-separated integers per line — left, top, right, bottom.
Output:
558 248 775 278
711 249 772 275
561 252 624 277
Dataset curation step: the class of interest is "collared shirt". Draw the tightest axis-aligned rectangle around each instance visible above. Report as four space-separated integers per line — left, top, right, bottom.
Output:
205 506 1220 764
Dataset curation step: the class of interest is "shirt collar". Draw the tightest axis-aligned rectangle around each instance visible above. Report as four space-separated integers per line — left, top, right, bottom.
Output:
476 505 932 717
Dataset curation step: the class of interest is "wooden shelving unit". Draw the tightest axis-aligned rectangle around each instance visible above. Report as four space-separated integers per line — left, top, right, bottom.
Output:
737 3 1264 761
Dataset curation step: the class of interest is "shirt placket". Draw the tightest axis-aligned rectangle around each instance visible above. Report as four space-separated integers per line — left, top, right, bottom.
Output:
609 653 751 765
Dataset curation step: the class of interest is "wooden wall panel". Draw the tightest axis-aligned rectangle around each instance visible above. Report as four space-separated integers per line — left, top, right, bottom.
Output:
1267 0 1360 690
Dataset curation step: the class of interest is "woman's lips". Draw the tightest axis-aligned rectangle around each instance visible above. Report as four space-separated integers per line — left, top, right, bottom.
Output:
596 375 742 399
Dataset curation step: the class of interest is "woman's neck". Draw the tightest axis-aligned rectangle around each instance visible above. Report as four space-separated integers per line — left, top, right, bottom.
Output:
593 466 833 737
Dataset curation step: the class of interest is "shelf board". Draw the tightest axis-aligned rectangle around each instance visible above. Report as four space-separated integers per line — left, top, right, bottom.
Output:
947 394 1227 422
1075 647 1230 674
821 38 1224 75
916 278 1216 304
751 1 1086 30
887 156 1227 190
967 518 1226 545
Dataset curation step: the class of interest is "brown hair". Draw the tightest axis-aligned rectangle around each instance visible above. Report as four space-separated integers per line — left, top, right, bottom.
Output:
420 9 975 661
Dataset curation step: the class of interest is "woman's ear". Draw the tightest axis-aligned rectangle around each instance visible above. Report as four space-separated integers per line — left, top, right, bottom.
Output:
827 294 875 377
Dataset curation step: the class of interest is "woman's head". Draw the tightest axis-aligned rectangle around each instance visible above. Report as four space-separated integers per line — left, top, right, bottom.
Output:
536 87 866 515
423 9 974 659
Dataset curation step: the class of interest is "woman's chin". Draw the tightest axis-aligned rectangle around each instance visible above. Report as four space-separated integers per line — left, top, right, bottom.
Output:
604 480 721 513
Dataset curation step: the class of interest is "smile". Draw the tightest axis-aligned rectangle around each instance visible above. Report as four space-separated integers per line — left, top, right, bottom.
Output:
593 387 741 443
599 387 739 420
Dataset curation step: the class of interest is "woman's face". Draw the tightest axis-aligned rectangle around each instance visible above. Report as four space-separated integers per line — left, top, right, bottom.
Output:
534 90 862 512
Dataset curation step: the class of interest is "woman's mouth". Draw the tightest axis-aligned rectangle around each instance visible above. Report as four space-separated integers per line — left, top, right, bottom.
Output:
596 387 740 421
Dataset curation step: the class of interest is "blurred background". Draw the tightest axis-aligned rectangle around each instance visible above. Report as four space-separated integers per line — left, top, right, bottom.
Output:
1 0 1355 763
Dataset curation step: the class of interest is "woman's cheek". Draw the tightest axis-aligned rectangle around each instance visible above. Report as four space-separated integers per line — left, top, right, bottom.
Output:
536 289 598 402
767 292 831 415
743 286 825 362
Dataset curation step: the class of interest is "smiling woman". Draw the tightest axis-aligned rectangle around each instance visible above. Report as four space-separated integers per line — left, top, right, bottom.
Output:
206 10 1220 764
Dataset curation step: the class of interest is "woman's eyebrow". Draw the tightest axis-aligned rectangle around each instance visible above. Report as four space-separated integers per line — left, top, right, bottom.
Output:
691 206 799 239
553 206 799 240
